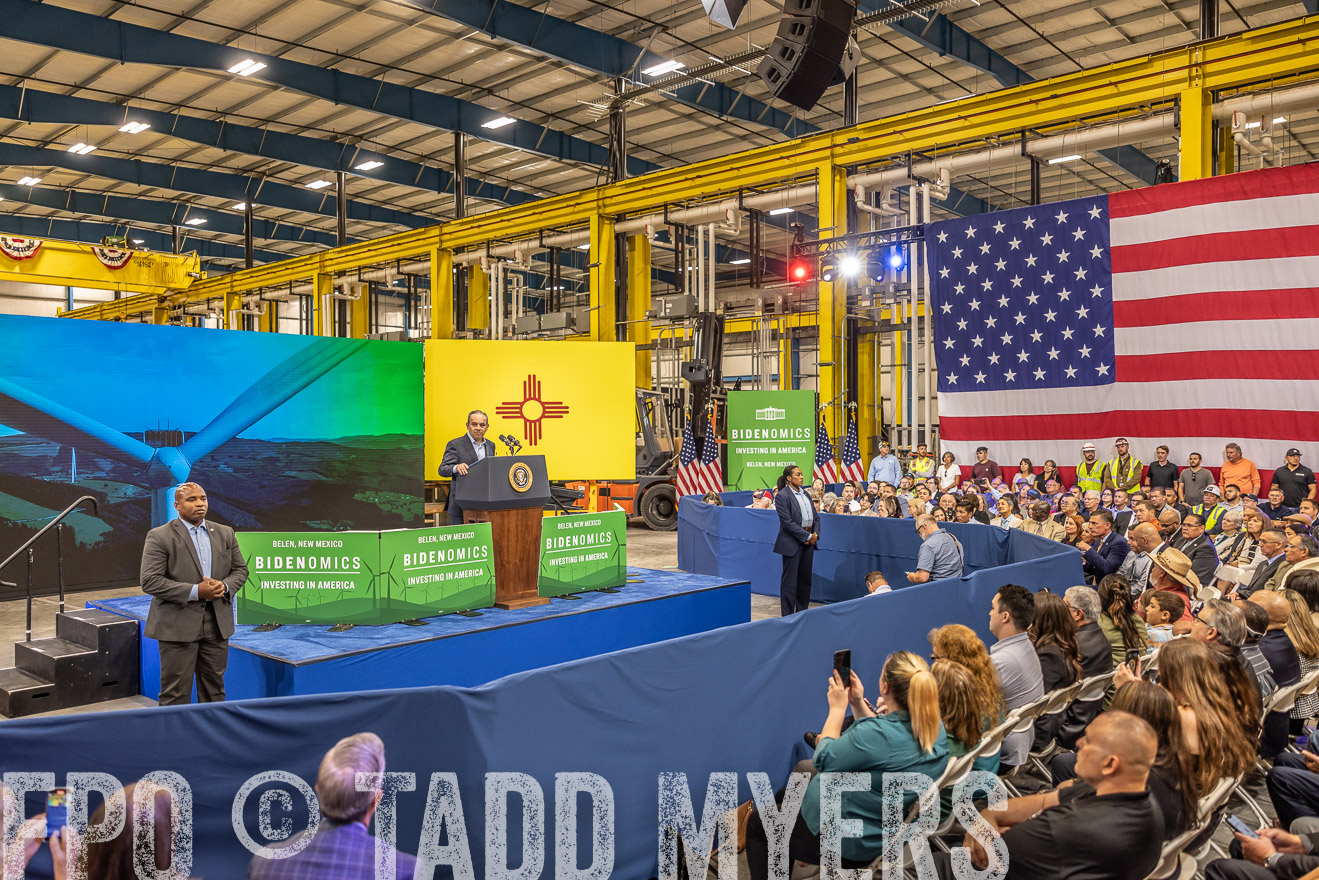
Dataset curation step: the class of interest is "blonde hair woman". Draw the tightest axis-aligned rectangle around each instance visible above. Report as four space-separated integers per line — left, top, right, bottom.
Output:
744 651 948 879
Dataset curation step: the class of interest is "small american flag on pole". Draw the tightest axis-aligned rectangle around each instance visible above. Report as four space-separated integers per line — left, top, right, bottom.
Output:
840 412 866 483
675 413 704 497
700 411 724 493
814 414 841 483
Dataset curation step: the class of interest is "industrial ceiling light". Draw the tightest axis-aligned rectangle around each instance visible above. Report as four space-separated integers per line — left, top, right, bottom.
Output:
769 207 793 216
481 116 516 130
185 217 206 225
67 143 96 155
729 258 751 265
1048 154 1082 164
228 59 267 76
132 238 144 244
576 243 590 250
16 176 40 186
642 60 684 77
305 179 333 190
354 160 384 171
231 202 247 210
119 121 151 134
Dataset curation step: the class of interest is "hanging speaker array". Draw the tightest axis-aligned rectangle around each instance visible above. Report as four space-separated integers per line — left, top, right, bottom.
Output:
758 0 858 111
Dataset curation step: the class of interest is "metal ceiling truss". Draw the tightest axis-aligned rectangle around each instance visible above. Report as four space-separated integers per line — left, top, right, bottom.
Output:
869 1 1163 184
0 214 288 264
60 14 1319 318
0 84 541 208
0 184 345 248
0 143 427 229
0 0 657 175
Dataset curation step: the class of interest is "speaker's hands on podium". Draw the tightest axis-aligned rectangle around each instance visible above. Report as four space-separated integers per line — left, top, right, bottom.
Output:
454 462 470 476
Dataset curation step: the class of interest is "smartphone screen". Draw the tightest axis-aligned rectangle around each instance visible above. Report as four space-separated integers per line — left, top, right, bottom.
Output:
46 789 67 838
1225 815 1258 838
833 649 852 687
1125 649 1141 672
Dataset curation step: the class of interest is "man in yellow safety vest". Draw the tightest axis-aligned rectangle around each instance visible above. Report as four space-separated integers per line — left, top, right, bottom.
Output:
1075 443 1110 494
1108 438 1144 494
909 443 936 481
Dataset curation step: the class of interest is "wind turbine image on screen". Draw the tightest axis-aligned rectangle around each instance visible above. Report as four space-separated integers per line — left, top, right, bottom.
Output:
0 339 368 526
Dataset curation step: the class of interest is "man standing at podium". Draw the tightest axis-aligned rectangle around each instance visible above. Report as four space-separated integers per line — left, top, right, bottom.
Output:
439 410 497 524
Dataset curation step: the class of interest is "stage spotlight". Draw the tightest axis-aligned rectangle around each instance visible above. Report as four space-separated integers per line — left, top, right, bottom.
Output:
839 254 861 278
820 263 835 282
887 246 907 272
789 257 815 284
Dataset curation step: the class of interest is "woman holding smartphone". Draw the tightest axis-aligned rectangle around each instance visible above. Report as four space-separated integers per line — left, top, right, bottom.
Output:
743 651 948 880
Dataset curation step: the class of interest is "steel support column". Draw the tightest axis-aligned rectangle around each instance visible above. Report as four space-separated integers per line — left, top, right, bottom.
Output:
336 172 348 248
589 214 617 342
626 233 651 388
430 247 454 339
313 273 332 336
1179 85 1214 181
243 201 254 269
454 133 467 220
467 265 489 332
348 283 370 338
817 161 848 440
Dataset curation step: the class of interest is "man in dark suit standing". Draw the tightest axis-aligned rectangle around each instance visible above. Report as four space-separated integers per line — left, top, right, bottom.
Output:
1077 510 1129 584
773 465 819 616
438 410 497 525
139 482 248 705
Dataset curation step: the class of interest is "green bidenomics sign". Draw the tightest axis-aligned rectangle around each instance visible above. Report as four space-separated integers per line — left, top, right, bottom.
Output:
538 511 627 597
725 390 816 491
238 524 495 626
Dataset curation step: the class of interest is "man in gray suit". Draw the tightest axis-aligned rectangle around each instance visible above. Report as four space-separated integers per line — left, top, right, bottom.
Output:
438 410 497 525
139 482 248 705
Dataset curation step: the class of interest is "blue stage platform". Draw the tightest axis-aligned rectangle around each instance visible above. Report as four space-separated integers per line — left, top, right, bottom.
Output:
90 566 749 700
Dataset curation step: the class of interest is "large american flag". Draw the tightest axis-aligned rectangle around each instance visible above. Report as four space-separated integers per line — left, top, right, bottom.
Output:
700 411 724 493
928 162 1319 468
675 413 704 497
814 414 841 483
840 412 866 483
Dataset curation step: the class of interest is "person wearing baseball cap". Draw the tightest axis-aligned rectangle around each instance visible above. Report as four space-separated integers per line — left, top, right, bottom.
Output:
1076 443 1109 494
1272 447 1316 508
1109 437 1143 495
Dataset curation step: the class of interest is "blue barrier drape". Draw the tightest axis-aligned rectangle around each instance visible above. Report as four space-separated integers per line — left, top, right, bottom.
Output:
2 542 1081 880
678 495 1081 602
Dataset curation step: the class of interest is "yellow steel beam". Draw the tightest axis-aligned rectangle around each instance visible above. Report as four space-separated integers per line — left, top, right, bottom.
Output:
589 214 616 342
5 239 201 313
468 265 490 331
260 300 278 332
62 15 1319 323
626 234 652 388
818 161 848 442
430 247 453 340
313 273 331 336
348 283 370 339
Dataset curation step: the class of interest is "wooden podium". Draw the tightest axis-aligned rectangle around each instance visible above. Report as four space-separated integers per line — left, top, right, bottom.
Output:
454 455 551 610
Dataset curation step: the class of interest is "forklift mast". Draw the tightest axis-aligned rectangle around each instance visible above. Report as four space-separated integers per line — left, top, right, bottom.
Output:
681 312 726 437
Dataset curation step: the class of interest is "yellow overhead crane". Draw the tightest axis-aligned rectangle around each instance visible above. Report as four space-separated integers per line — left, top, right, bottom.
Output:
0 238 202 300
58 13 1319 440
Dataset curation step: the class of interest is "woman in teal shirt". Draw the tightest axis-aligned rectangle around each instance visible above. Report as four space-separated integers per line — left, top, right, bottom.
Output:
745 651 949 878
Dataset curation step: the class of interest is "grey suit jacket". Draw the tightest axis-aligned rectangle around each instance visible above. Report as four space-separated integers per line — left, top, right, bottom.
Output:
140 518 248 641
437 434 497 478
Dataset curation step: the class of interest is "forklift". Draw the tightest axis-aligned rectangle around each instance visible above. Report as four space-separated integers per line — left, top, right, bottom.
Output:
565 312 726 531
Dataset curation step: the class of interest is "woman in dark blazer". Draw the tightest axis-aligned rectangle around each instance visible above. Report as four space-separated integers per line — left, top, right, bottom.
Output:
774 464 820 616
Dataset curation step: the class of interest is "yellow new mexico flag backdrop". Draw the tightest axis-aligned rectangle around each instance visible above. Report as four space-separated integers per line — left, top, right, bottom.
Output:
425 340 637 481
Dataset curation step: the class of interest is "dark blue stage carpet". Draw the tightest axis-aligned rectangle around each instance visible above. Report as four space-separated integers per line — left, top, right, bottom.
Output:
91 567 750 698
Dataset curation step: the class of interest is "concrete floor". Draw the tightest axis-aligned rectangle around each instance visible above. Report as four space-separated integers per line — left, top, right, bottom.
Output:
0 523 782 721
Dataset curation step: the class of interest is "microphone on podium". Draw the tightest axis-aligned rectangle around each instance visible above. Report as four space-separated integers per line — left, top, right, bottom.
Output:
498 434 520 453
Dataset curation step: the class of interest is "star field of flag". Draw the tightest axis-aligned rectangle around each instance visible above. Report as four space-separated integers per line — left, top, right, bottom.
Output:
841 415 865 483
928 195 1115 394
814 416 840 483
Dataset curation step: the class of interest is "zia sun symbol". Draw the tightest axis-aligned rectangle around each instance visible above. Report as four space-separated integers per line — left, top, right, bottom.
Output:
495 374 570 446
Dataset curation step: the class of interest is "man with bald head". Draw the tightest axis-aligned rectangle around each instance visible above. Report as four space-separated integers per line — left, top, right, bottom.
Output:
140 482 249 705
1118 522 1162 596
1157 508 1182 543
1251 590 1302 695
1020 500 1065 542
965 711 1165 880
